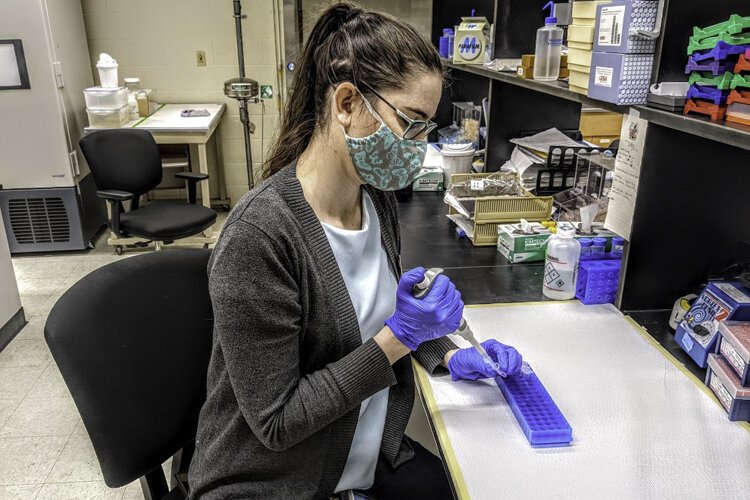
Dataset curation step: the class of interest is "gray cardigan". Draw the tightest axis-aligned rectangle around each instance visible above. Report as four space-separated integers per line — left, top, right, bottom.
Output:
189 164 456 499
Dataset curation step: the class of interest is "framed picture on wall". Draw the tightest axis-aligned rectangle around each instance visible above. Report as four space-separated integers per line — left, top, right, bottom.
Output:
0 40 31 90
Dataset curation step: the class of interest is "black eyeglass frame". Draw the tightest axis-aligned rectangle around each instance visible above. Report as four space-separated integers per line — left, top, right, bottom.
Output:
360 81 437 140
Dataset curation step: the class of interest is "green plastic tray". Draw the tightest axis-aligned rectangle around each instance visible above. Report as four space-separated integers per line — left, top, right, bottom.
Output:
730 73 750 90
688 71 735 90
688 31 750 55
691 14 750 43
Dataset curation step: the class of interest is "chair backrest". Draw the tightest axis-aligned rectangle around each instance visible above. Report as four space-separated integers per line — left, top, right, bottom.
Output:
80 129 163 196
45 249 214 488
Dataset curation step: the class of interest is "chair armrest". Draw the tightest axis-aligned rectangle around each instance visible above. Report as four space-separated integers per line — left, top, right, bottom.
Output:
97 190 132 236
175 172 208 204
97 190 134 201
174 172 209 182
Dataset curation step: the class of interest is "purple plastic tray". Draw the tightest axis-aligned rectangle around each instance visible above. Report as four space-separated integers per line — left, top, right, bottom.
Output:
687 84 730 105
685 58 738 75
691 41 750 63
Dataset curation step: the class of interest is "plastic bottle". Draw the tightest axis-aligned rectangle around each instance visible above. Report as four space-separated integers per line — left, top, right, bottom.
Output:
591 237 607 259
579 238 593 261
542 226 581 300
610 237 625 259
533 2 563 82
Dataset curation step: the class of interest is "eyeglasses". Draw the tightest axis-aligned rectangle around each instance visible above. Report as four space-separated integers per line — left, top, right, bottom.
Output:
359 82 437 140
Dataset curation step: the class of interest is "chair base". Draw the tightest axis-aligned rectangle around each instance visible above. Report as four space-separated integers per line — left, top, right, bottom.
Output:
107 234 215 254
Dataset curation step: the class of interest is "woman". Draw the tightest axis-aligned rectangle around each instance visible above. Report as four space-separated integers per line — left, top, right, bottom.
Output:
190 3 522 499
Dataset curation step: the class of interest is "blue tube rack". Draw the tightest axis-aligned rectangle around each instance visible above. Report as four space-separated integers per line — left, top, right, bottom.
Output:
495 365 573 447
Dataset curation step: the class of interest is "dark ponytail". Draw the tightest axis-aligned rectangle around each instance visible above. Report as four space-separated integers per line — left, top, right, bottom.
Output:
263 2 444 178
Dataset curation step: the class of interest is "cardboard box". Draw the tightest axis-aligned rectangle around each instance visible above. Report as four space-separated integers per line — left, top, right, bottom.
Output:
569 40 594 51
412 166 444 191
580 111 624 137
453 16 489 65
569 25 595 43
521 54 567 68
559 67 570 79
572 17 597 26
584 135 620 147
594 1 658 54
497 222 617 264
497 223 552 263
572 0 612 19
517 66 533 79
569 62 591 74
587 52 654 105
570 84 588 94
568 48 593 67
570 70 591 89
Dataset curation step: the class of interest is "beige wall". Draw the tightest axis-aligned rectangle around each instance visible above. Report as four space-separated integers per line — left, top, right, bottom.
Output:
80 0 281 205
302 0 432 39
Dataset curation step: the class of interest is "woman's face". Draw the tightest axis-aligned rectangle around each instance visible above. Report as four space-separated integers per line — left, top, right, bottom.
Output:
341 71 443 141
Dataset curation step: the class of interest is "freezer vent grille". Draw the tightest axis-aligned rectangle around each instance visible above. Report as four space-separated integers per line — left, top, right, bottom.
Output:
8 197 70 244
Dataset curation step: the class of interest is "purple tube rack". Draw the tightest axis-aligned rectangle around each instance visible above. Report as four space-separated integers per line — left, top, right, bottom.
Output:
576 260 622 305
495 365 573 447
687 84 730 105
690 41 750 63
685 58 738 75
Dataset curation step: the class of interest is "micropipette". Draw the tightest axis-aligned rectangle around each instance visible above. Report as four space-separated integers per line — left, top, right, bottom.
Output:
412 268 505 377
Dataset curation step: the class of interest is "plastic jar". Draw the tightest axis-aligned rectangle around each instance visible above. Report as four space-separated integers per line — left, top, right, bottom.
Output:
591 237 607 259
579 238 593 261
611 237 625 259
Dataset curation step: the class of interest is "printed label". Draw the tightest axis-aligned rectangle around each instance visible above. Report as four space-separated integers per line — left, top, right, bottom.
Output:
720 339 747 378
457 35 481 61
682 334 694 353
681 290 731 348
470 179 485 190
598 6 625 47
517 67 524 76
549 38 563 47
714 283 750 304
543 256 577 292
708 372 733 412
594 66 614 88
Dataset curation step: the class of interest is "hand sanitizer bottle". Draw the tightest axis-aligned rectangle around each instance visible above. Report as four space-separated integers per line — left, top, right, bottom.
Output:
533 2 564 82
543 226 581 300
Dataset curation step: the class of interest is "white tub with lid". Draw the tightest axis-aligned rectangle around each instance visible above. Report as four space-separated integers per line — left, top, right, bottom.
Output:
86 105 129 128
441 143 475 187
83 86 128 109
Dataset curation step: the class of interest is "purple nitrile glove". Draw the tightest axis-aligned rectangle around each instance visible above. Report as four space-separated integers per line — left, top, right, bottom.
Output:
385 267 464 351
447 340 523 381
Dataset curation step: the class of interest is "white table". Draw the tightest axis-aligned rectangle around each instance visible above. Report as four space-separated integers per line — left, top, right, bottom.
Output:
86 103 228 248
414 301 750 499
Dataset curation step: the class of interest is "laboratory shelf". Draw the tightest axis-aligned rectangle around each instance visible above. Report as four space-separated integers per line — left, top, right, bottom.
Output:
444 61 627 114
446 61 750 152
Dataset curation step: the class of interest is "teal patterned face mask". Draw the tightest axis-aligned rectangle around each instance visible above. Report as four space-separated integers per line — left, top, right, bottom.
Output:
343 93 427 191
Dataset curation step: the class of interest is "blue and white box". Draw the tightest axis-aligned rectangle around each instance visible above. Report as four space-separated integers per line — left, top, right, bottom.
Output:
587 52 654 104
675 282 750 369
594 0 659 54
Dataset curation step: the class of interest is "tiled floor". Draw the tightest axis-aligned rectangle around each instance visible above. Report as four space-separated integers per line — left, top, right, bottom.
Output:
0 220 226 500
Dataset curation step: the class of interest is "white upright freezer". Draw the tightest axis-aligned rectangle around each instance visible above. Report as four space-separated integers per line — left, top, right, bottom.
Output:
0 0 106 253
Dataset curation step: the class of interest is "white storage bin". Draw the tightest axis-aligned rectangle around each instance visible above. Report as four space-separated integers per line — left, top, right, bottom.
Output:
87 105 129 128
83 87 128 109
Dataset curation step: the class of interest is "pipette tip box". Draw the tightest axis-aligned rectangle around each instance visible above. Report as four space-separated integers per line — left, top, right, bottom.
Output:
495 365 573 447
717 321 750 387
705 354 750 422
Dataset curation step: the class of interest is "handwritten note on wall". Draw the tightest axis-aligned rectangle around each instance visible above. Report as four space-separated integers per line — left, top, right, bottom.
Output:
605 109 648 240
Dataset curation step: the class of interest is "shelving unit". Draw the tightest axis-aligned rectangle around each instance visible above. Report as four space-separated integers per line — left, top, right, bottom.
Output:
432 0 750 355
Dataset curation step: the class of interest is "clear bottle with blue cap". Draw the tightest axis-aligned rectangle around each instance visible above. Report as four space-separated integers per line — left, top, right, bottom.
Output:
533 2 564 81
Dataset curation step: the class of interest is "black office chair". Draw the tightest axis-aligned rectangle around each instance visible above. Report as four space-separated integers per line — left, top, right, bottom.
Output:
45 249 213 499
80 129 217 254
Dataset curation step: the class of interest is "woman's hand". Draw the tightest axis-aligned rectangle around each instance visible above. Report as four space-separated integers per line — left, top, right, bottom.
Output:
385 267 464 351
447 340 523 381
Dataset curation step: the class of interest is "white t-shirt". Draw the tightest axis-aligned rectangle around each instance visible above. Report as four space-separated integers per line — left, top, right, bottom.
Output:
322 191 398 492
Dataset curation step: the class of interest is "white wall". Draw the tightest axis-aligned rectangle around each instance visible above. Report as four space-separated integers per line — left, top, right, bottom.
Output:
301 0 432 39
0 214 22 328
80 0 282 205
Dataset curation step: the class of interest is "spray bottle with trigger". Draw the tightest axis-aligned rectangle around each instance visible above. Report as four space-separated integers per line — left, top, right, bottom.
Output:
412 268 507 377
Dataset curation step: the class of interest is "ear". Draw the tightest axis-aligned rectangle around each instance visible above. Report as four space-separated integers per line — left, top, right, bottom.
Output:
332 82 360 129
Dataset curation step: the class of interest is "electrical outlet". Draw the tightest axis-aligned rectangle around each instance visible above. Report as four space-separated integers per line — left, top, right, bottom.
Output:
260 85 273 99
196 50 206 67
